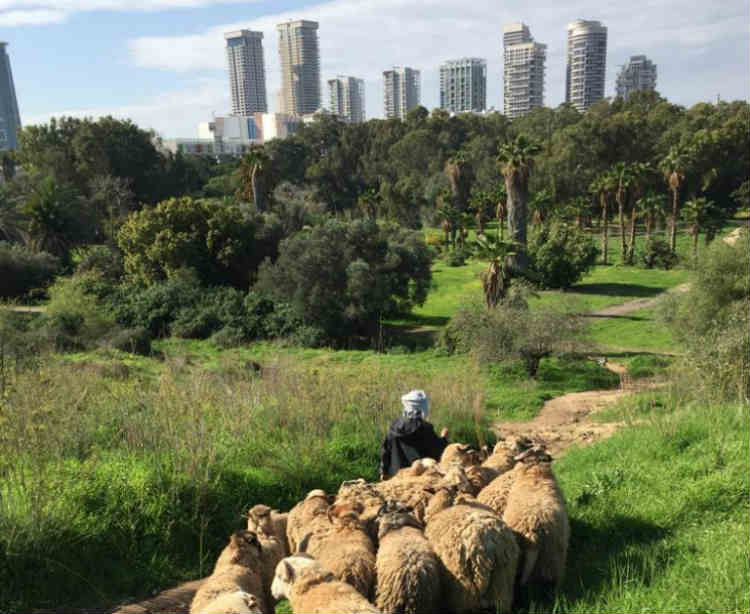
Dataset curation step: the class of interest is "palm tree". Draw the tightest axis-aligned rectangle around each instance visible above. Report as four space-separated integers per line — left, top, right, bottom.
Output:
589 170 618 265
496 135 541 271
357 188 380 219
659 145 692 254
529 188 554 226
491 183 507 240
612 162 634 263
470 189 490 234
444 150 473 212
624 162 652 265
682 196 717 257
238 146 270 211
0 184 25 242
472 232 517 309
637 192 668 242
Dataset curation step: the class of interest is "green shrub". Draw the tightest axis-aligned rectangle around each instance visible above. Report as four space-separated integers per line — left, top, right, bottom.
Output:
210 326 247 349
109 327 152 355
640 239 678 270
444 246 470 267
73 245 124 281
0 241 59 299
527 223 598 289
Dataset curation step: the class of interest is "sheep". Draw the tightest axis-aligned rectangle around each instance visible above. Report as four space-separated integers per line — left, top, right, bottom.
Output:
313 502 377 600
375 460 446 514
190 530 270 614
424 489 519 614
286 489 332 554
245 505 287 598
197 591 262 614
476 465 521 517
374 501 442 614
439 443 482 469
335 479 386 541
501 445 570 590
481 436 533 474
271 554 380 614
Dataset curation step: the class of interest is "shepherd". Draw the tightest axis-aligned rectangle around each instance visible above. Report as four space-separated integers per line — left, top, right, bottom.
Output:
379 390 449 480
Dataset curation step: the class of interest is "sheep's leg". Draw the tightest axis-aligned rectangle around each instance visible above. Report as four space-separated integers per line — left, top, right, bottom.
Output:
519 547 539 585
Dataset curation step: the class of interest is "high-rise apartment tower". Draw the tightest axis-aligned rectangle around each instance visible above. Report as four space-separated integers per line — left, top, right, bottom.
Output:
383 67 420 120
565 19 607 113
0 42 21 152
224 30 267 115
503 23 546 119
440 58 487 113
616 55 657 101
328 76 365 123
277 20 321 116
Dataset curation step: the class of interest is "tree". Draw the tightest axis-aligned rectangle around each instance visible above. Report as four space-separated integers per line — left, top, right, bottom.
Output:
659 144 692 253
443 150 473 213
527 223 598 289
88 174 135 244
612 161 634 263
681 196 722 256
496 135 541 271
238 146 271 211
637 192 668 241
471 233 517 309
529 188 554 226
0 184 24 242
589 170 618 265
254 218 432 345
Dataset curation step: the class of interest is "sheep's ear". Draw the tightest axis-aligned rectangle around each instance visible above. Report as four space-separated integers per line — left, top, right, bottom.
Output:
376 502 388 518
326 506 336 523
352 501 364 515
298 532 312 554
282 560 295 582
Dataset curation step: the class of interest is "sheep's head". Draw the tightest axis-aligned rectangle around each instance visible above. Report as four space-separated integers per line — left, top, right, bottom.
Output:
327 502 365 529
440 443 481 467
376 500 422 539
271 555 321 601
514 445 553 465
227 530 263 566
305 489 328 501
247 504 274 535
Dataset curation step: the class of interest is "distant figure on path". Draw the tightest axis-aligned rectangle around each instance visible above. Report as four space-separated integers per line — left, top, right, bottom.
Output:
379 390 449 479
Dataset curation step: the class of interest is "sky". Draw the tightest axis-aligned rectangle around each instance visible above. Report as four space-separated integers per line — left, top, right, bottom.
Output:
4 0 749 138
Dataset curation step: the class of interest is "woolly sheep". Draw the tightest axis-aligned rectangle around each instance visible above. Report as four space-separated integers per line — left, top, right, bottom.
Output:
335 479 386 541
190 530 269 614
501 446 570 589
245 505 286 599
286 489 332 554
424 493 519 614
271 554 380 614
197 591 262 614
439 443 482 469
246 505 289 556
314 502 377 600
481 436 534 474
374 501 443 614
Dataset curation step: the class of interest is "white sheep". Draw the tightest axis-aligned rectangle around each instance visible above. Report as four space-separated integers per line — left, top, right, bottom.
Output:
197 590 262 614
335 479 386 541
374 501 443 614
424 490 519 614
271 554 379 614
190 530 269 614
501 446 570 589
286 489 332 554
247 504 290 557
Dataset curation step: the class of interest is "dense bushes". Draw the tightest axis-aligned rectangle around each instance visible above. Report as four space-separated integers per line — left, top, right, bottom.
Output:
256 218 432 344
640 238 678 270
527 223 598 289
0 241 59 299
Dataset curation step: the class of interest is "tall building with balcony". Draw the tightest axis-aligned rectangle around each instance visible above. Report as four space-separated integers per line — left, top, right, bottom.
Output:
616 55 657 101
0 42 21 152
565 19 607 113
328 75 365 123
503 23 546 119
277 20 321 116
224 30 267 115
383 67 420 120
440 58 486 113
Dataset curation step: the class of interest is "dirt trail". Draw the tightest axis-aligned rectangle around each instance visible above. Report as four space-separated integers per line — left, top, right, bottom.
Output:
494 361 655 458
588 283 690 318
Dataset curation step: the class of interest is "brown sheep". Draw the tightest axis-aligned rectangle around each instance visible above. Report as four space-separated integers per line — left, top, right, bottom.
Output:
374 501 442 614
502 446 570 589
271 554 379 614
314 503 377 600
439 443 482 469
424 494 519 614
476 465 520 517
198 591 262 614
335 479 386 541
481 436 534 474
286 489 332 554
245 505 286 600
190 530 269 614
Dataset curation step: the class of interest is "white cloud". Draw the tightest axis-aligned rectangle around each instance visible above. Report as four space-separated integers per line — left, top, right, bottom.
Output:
0 8 66 25
21 78 230 139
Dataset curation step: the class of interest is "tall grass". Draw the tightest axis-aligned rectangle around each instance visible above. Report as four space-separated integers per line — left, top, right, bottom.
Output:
0 355 487 610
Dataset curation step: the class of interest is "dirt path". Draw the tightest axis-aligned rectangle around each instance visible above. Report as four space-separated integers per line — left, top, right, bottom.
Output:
589 283 690 318
494 362 656 458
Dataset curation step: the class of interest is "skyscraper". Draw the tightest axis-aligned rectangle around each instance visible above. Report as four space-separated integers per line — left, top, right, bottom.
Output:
277 20 321 116
224 30 267 115
440 58 487 113
616 55 657 101
383 67 420 120
328 76 365 123
502 23 546 119
565 19 607 113
0 42 21 152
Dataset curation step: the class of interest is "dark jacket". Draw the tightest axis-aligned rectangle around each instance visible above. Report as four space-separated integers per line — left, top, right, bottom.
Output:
379 416 448 477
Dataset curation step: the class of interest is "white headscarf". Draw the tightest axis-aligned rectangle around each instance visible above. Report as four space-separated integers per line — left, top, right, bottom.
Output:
401 389 429 420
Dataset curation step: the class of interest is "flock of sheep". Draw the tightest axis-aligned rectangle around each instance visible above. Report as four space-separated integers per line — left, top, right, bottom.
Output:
189 437 569 614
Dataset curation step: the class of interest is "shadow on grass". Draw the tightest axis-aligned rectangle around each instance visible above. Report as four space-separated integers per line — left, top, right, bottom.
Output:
570 283 665 298
581 314 649 321
513 514 670 613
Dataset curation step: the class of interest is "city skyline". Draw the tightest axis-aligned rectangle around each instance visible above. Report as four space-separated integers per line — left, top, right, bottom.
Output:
7 0 749 137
